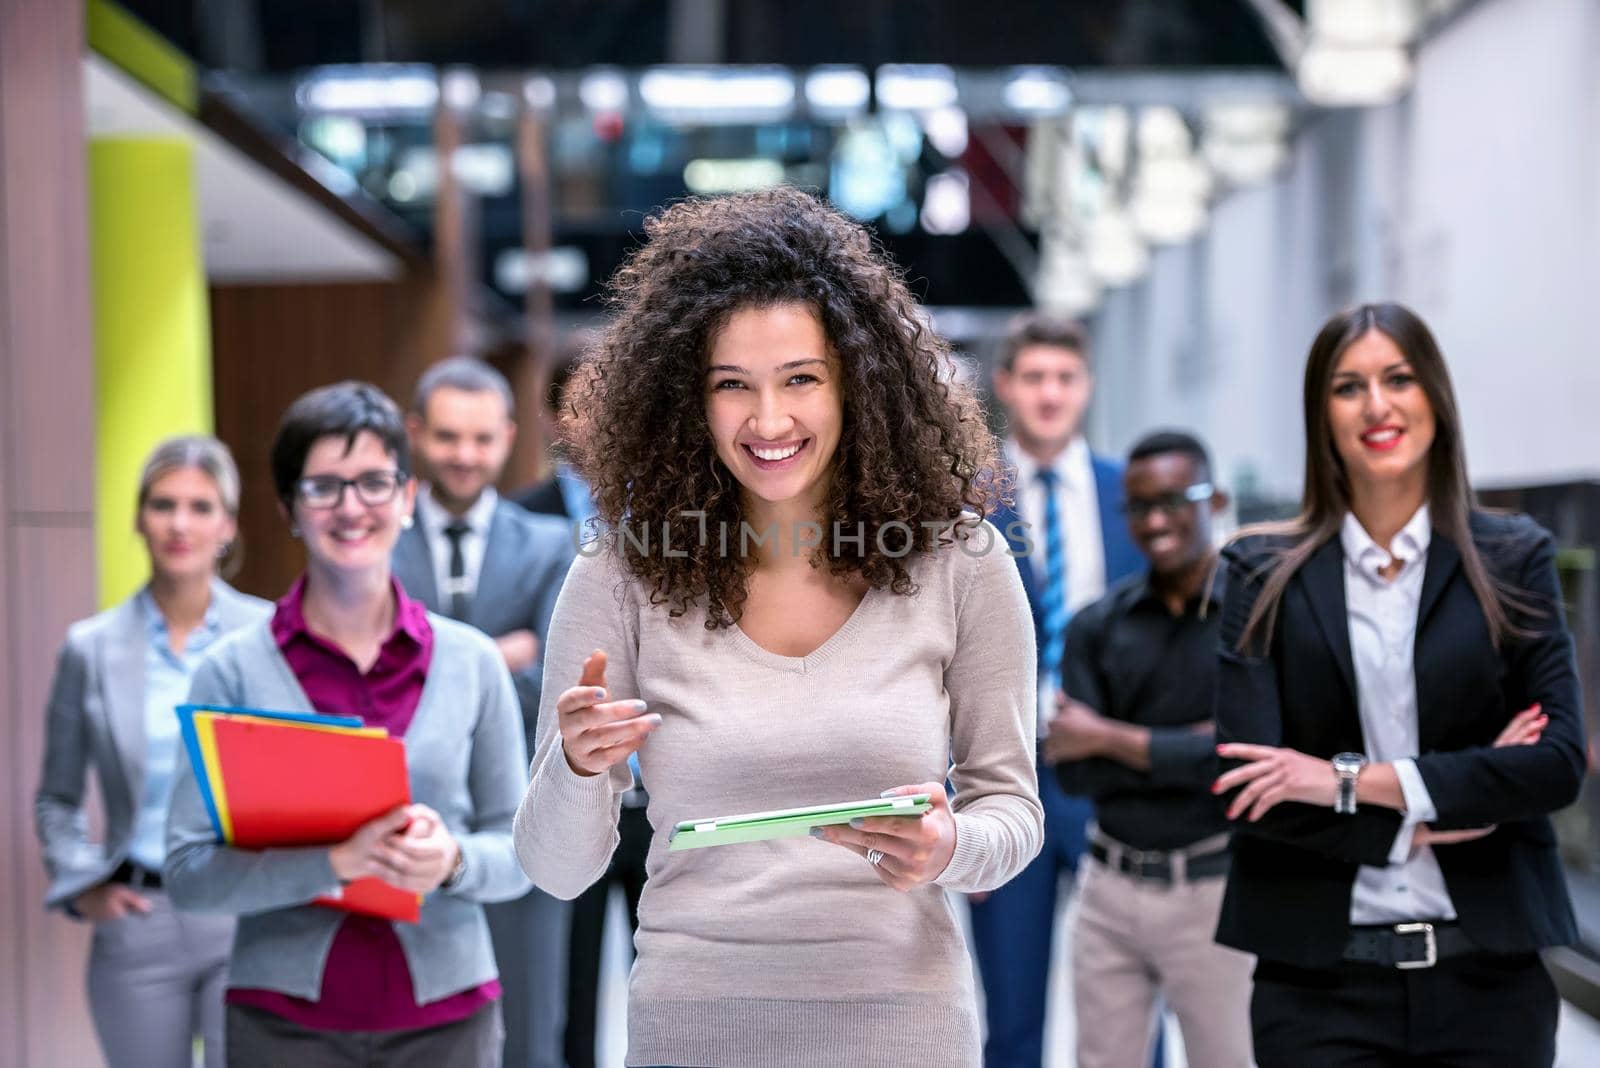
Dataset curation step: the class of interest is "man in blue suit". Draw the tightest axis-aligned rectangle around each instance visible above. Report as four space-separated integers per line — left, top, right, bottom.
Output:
974 314 1143 1068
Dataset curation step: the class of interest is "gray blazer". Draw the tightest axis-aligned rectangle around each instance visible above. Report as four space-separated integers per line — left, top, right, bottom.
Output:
163 615 531 1004
392 497 576 755
33 579 270 911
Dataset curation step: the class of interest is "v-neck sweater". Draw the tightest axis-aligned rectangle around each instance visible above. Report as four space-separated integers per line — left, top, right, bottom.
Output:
514 519 1042 1068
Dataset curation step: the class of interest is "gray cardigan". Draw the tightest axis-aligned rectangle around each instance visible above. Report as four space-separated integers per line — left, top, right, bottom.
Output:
163 614 531 1004
34 579 270 911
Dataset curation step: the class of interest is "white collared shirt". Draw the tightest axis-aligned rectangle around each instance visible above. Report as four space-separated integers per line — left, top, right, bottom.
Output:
416 484 499 605
1342 504 1457 925
1004 436 1107 615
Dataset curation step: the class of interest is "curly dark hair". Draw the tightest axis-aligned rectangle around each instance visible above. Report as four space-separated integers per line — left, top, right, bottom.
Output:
564 187 1005 628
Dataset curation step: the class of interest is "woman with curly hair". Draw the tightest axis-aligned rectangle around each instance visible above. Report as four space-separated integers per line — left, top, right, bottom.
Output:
513 187 1042 1067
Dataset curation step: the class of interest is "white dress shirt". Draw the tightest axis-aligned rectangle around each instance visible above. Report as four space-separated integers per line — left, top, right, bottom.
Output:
1342 505 1458 925
1004 436 1107 615
416 484 500 604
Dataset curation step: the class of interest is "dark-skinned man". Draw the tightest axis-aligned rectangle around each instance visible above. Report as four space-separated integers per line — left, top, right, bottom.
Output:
1045 430 1253 1068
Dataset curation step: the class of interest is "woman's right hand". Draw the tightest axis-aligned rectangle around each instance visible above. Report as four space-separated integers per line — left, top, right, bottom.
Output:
1412 704 1546 855
328 805 414 884
557 650 660 777
72 882 152 922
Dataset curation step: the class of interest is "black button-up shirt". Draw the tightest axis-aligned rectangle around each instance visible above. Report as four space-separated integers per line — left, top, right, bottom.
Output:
1055 568 1228 851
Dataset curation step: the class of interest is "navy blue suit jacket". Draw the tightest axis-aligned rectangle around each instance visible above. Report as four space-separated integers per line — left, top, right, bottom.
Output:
989 451 1143 673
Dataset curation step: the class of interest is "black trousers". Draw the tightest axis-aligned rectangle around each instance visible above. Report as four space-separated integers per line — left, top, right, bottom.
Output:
563 804 652 1068
1251 952 1559 1068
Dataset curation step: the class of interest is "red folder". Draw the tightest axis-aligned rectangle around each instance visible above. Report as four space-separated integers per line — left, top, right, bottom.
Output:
208 717 421 923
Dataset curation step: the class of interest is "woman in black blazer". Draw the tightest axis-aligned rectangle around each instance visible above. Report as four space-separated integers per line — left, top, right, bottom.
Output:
1211 303 1585 1067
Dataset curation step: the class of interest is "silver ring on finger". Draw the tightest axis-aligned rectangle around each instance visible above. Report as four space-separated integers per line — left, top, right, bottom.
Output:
867 848 885 866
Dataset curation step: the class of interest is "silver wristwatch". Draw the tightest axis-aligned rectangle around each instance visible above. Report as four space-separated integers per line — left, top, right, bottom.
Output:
1331 752 1368 815
442 849 467 891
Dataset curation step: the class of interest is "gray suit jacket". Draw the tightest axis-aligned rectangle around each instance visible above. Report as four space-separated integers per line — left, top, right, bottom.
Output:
392 497 576 754
33 579 270 911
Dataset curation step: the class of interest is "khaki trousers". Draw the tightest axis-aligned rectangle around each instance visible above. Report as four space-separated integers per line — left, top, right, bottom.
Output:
1071 855 1255 1068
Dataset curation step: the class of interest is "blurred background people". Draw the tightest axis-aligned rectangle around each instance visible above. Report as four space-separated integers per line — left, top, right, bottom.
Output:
515 342 599 537
33 435 269 1068
511 344 652 1068
164 382 531 1067
976 312 1143 1067
1046 430 1252 1068
515 188 1042 1068
1214 304 1585 1067
394 356 576 1068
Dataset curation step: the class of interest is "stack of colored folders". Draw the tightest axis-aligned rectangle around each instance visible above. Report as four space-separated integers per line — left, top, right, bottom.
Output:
176 704 421 923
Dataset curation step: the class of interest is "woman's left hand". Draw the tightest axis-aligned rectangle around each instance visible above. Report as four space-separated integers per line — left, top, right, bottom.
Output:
1213 743 1337 821
373 803 461 894
814 783 957 892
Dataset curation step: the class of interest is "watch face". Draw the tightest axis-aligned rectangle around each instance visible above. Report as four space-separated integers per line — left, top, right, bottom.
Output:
1332 753 1367 774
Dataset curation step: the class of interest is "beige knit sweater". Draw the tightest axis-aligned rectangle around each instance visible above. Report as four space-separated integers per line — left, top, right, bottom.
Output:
514 519 1042 1067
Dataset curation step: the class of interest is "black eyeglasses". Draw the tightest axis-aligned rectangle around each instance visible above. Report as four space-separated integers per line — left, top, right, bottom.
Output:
1119 482 1214 520
295 469 405 509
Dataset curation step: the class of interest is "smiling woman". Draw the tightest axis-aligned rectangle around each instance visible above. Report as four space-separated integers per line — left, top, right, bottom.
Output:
162 382 531 1067
514 188 1042 1068
1211 303 1585 1068
33 435 268 1068
703 303 842 536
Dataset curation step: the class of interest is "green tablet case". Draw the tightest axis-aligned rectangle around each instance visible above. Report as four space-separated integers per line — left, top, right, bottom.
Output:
667 794 933 851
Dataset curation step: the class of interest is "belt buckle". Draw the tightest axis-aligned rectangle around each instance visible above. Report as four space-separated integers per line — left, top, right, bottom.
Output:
1125 847 1171 885
1394 922 1437 969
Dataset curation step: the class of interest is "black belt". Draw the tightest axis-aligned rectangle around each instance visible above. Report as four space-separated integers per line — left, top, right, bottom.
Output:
1088 840 1231 885
1342 921 1476 969
110 860 163 890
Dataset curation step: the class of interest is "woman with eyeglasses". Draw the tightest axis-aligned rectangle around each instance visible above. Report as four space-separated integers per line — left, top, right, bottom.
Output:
164 382 530 1067
1210 303 1584 1066
34 436 268 1068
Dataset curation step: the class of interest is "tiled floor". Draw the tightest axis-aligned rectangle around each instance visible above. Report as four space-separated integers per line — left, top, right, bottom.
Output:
588 882 1600 1067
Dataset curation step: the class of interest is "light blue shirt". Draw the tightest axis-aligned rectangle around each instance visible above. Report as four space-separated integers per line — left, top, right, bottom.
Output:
127 590 221 871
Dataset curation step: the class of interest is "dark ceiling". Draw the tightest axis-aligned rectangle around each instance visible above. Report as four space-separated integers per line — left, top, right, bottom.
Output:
125 0 1290 73
115 0 1299 315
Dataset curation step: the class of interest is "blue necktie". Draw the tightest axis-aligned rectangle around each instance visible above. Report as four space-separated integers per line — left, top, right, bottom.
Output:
1035 467 1069 680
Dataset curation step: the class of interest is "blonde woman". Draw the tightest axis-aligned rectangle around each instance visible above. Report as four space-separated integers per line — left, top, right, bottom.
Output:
35 436 269 1068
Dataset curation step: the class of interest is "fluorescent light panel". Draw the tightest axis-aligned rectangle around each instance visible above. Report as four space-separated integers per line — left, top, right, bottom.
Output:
877 65 959 111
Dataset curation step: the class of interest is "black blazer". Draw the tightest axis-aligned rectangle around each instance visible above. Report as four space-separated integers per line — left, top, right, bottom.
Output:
1214 510 1585 967
514 476 568 518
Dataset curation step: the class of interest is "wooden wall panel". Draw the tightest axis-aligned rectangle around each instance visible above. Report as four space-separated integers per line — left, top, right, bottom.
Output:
11 528 98 1067
0 0 103 1064
210 276 450 600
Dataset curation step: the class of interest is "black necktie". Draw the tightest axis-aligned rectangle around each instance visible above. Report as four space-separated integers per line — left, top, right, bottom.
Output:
443 519 471 620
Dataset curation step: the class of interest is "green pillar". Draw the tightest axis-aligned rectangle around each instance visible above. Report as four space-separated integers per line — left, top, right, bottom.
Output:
89 137 212 608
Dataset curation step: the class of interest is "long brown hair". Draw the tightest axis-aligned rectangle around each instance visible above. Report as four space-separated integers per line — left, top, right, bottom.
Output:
1233 302 1523 652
